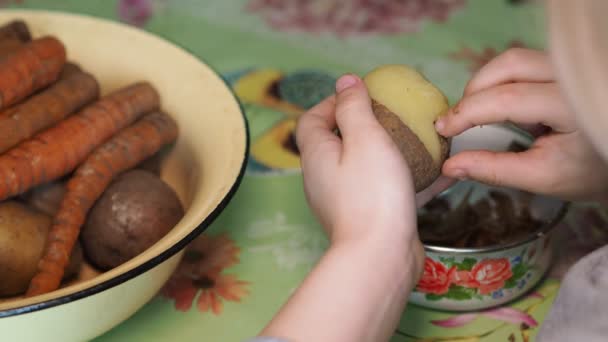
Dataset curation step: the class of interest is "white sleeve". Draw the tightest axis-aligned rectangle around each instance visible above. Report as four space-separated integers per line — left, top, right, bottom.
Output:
537 244 608 341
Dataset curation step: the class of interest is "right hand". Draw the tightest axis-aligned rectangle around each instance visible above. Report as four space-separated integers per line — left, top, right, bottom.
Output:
435 48 608 202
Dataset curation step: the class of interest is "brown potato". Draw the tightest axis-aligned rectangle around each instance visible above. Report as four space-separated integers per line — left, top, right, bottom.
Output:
81 170 184 270
0 201 81 296
21 181 66 216
363 65 450 191
64 240 83 281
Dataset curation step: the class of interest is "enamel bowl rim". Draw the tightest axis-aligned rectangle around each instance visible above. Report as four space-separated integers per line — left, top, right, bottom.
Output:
0 9 250 318
422 125 569 255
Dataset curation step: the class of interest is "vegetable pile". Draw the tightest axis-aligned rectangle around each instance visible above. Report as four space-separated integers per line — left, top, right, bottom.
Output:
0 20 184 298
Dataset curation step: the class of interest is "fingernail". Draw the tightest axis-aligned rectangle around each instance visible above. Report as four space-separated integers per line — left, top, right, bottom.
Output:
435 118 445 132
336 74 359 93
451 169 467 180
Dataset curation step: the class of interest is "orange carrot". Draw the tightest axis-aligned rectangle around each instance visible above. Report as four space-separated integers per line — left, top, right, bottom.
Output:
0 38 24 57
0 69 99 153
0 82 159 200
58 62 82 79
27 112 178 296
0 36 66 110
0 20 31 57
0 20 31 43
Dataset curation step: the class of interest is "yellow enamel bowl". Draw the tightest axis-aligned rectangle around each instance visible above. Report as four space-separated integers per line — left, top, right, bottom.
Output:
0 10 248 341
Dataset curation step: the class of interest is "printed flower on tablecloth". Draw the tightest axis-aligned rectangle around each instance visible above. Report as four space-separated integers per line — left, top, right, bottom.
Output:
449 40 526 72
225 67 336 174
161 233 250 315
398 282 561 341
246 0 466 37
0 0 22 7
507 0 538 4
117 0 156 27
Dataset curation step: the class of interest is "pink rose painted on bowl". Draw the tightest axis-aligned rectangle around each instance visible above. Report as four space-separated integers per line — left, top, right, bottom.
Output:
468 258 513 294
417 257 455 295
450 269 477 288
414 255 526 304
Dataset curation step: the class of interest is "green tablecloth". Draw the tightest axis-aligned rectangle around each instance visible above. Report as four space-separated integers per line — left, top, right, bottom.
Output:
5 1 608 341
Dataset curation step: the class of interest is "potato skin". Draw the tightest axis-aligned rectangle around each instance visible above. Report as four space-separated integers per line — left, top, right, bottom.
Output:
21 181 66 216
81 170 184 270
372 100 450 191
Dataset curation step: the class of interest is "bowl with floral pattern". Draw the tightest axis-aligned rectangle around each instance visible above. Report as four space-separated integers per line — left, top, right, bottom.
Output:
409 125 568 311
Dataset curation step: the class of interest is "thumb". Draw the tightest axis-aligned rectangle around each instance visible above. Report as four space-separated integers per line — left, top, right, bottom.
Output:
334 74 383 145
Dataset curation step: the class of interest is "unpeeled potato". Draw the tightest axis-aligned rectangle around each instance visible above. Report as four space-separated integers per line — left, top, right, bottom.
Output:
0 201 81 296
81 170 184 270
363 65 450 191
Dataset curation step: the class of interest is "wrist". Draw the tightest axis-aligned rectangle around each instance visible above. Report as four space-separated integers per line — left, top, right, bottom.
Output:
329 234 425 285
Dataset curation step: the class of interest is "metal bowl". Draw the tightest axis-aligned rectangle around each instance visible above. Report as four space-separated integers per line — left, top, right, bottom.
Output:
409 125 568 311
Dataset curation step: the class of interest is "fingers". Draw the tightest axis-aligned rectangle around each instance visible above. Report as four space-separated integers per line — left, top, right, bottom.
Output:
435 82 575 137
516 123 551 138
442 148 549 193
464 48 554 96
415 176 456 208
333 74 385 148
296 95 341 164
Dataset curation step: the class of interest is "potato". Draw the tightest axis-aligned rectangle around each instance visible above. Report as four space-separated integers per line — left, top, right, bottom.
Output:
64 240 83 281
0 201 81 296
363 65 450 191
81 170 184 270
21 181 66 216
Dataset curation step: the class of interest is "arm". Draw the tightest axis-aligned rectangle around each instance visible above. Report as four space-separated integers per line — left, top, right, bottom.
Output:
257 75 446 342
261 238 423 342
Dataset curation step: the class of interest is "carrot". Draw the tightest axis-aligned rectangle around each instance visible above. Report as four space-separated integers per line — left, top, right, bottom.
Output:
27 112 178 296
0 20 31 42
58 62 82 79
0 69 99 153
0 38 24 57
0 82 159 200
0 36 66 110
0 20 32 57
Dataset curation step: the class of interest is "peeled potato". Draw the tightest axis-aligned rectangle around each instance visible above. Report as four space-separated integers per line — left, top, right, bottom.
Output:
363 65 450 191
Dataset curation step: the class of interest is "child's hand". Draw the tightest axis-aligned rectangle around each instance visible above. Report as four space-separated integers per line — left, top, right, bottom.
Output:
435 48 608 201
296 74 451 251
262 74 451 342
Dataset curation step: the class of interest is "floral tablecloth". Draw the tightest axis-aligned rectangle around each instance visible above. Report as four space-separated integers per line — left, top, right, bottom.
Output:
4 1 608 341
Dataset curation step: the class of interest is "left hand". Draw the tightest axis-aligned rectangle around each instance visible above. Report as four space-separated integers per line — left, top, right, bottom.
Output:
435 48 608 202
296 74 453 250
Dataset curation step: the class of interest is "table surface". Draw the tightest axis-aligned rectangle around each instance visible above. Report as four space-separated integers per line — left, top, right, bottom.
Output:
5 1 608 341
